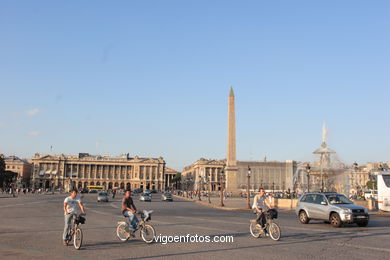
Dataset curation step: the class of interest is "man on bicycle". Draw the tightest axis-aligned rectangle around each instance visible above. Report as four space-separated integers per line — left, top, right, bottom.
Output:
63 188 86 245
253 188 272 234
121 189 138 237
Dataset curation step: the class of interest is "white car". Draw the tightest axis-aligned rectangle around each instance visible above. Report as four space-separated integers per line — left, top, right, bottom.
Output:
139 192 152 202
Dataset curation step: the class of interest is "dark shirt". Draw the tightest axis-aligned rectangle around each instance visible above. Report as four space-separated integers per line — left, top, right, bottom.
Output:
121 196 136 214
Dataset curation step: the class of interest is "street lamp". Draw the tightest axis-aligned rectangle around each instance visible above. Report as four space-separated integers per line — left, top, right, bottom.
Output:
50 175 54 193
272 182 275 194
198 174 202 201
220 166 225 207
306 163 311 192
353 162 359 197
247 166 251 209
207 173 211 204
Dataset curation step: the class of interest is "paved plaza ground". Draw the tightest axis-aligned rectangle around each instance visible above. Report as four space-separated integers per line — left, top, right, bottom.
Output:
0 193 390 260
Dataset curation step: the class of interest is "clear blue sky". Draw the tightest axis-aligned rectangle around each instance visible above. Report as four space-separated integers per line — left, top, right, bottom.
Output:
0 0 389 170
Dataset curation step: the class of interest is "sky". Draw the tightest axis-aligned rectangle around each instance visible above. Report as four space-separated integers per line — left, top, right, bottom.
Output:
0 0 389 171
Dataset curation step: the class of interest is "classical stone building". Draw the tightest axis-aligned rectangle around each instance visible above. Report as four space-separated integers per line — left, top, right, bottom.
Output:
182 158 296 192
182 158 225 191
165 167 179 189
237 160 297 191
31 153 166 191
3 155 32 188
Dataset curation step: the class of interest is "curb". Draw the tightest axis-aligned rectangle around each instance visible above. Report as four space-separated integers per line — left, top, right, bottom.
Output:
173 195 249 211
369 211 390 216
173 195 390 215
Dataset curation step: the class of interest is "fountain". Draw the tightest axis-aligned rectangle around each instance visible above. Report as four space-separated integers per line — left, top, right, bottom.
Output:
293 123 355 196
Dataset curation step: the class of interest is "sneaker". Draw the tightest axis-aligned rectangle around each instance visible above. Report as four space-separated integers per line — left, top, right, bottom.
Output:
255 224 262 229
63 241 68 246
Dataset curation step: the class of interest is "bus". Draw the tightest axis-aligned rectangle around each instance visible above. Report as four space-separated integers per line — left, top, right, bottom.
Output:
377 171 390 212
87 185 105 193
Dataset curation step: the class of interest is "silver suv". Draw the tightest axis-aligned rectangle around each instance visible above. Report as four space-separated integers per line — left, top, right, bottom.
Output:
295 192 369 227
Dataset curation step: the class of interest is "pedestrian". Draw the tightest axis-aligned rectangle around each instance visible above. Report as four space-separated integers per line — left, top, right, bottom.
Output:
268 192 275 208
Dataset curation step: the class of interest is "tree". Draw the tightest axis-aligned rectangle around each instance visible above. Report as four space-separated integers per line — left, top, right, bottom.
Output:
171 172 182 190
2 171 17 188
366 180 377 190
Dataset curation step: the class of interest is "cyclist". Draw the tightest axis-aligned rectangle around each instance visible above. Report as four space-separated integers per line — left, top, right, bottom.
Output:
121 189 139 237
253 188 272 234
63 188 86 245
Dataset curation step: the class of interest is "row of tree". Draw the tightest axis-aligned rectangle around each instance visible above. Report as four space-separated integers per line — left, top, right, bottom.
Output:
0 156 18 189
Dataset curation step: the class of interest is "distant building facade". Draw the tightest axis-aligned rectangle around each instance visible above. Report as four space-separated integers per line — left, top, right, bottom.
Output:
182 158 297 192
182 159 225 191
4 156 32 188
31 153 166 191
165 167 179 189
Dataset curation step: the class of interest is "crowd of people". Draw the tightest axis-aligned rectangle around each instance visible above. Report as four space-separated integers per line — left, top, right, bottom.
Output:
0 187 61 196
173 189 298 201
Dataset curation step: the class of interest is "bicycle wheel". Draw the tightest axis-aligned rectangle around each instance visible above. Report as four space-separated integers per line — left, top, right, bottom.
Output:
249 220 261 238
140 224 155 244
73 228 83 250
116 222 130 241
269 222 281 241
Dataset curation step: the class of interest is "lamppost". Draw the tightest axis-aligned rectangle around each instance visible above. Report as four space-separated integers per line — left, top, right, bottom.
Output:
198 174 202 201
50 175 54 193
353 162 358 197
272 182 275 194
220 166 225 207
247 166 251 209
306 163 311 192
207 173 211 204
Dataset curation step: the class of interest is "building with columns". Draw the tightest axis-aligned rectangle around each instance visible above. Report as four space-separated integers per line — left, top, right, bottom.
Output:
3 155 33 188
181 158 296 192
182 158 226 191
31 153 166 191
165 167 179 189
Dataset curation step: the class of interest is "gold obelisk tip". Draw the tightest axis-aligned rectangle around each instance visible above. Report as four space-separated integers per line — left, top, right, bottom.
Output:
229 87 234 97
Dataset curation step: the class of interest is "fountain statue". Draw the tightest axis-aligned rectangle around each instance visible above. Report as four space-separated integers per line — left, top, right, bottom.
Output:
293 123 355 196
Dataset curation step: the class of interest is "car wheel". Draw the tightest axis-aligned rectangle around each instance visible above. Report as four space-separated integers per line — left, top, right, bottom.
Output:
330 213 342 227
356 221 368 227
299 211 310 224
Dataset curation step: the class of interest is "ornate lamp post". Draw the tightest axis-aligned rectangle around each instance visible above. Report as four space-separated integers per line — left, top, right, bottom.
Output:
220 166 225 207
50 175 54 193
198 174 202 201
247 166 251 209
353 162 358 197
207 173 211 204
306 163 311 192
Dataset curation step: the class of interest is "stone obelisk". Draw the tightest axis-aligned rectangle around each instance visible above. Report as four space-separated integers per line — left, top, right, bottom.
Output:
225 87 238 192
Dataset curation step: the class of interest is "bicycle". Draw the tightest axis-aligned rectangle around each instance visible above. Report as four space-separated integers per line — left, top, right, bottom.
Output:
116 210 156 243
249 210 281 241
65 213 86 250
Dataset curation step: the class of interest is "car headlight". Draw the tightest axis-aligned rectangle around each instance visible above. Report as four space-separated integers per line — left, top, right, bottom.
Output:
341 208 352 214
